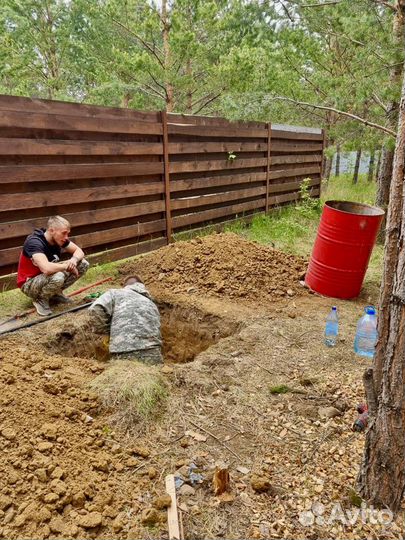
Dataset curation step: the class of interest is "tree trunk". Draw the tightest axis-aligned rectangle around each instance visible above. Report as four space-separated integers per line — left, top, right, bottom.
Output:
161 0 174 112
376 148 394 241
367 151 375 182
324 156 332 183
352 148 362 184
357 63 405 513
375 149 381 182
335 143 341 176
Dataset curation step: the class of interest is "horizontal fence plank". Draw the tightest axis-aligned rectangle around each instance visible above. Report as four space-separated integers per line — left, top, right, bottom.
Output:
270 166 320 180
173 199 265 229
270 154 321 165
168 113 265 129
168 141 268 154
0 161 163 183
171 172 267 192
271 141 323 153
0 183 164 212
271 129 323 141
88 237 167 266
170 158 267 174
0 94 161 121
0 138 163 156
172 186 266 211
0 201 166 241
168 123 268 139
0 110 163 135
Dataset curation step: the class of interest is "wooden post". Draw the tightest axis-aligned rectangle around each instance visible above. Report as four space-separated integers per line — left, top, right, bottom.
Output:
265 122 271 213
161 110 172 243
320 128 326 180
165 474 181 540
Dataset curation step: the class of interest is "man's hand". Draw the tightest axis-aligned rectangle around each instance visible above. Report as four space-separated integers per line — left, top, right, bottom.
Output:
65 257 79 276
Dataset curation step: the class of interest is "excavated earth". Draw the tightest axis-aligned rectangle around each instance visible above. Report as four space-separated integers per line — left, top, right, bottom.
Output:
0 233 404 540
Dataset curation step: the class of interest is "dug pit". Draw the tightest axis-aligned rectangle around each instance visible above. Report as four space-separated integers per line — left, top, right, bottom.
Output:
43 301 240 363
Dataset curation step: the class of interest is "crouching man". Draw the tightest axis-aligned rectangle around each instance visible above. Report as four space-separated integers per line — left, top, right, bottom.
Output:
17 216 89 316
89 275 163 365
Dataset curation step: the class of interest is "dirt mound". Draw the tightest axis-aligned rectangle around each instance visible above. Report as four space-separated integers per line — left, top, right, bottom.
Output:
121 233 307 303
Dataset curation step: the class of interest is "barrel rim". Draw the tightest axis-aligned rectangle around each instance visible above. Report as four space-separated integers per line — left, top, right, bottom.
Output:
324 200 385 217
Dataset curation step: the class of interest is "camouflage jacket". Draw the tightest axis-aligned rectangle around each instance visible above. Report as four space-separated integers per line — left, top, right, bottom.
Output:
89 283 162 354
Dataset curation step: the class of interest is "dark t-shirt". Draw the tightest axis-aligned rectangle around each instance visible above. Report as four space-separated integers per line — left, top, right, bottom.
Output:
17 228 70 287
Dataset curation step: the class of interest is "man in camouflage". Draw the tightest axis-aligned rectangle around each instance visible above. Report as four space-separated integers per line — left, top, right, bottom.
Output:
89 275 163 365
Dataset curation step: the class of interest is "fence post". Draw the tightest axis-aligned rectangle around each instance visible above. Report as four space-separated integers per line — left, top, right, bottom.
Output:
161 110 172 243
265 122 272 213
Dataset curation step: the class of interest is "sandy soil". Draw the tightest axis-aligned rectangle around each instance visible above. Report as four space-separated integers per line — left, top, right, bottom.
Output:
0 233 403 539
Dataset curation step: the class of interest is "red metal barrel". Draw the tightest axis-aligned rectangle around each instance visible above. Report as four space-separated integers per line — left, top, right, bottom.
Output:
305 201 384 299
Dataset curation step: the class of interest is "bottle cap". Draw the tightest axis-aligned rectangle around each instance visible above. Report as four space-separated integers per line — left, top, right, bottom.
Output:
332 306 337 311
365 306 376 315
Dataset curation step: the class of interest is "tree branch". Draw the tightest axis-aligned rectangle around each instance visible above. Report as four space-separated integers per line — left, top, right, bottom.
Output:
110 17 165 69
193 92 223 115
300 0 341 6
272 96 396 136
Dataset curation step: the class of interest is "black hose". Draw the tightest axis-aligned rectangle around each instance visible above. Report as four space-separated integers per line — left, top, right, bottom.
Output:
0 302 93 336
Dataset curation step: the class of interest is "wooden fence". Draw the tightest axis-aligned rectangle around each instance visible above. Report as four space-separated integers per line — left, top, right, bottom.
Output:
0 95 324 289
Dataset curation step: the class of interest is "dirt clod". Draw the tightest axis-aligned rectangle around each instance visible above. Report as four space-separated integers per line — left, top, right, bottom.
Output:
77 512 103 529
250 474 271 493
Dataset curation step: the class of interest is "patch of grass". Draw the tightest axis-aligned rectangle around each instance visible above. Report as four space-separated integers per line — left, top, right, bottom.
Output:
269 384 290 395
90 360 168 431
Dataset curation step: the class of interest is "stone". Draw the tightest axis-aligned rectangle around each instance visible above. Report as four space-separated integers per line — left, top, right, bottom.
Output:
43 493 59 503
37 442 53 452
318 406 341 419
49 517 65 534
3 508 15 524
41 423 58 440
77 512 102 529
140 508 160 526
153 494 172 510
36 468 48 482
148 467 157 479
125 457 138 467
131 446 151 458
250 474 271 493
0 495 12 511
14 514 26 527
72 492 86 508
1 428 16 441
51 467 64 480
179 484 195 497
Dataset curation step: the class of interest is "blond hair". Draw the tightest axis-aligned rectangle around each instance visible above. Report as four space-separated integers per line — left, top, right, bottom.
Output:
47 216 70 230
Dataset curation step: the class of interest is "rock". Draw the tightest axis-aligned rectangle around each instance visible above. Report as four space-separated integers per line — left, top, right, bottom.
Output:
230 350 242 357
50 467 65 479
161 366 174 374
153 494 172 510
14 514 26 527
77 512 102 529
40 423 58 440
37 442 54 452
318 406 341 419
179 484 196 497
36 469 48 482
236 466 250 475
72 492 86 508
43 493 59 503
49 517 65 533
92 459 109 472
3 508 15 524
131 446 150 458
126 457 138 467
35 507 52 523
0 495 12 511
148 467 158 479
141 508 160 526
250 474 271 493
8 470 19 484
1 428 17 441
286 289 294 296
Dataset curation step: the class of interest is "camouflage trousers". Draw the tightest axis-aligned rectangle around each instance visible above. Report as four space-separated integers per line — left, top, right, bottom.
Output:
111 347 163 366
21 260 90 301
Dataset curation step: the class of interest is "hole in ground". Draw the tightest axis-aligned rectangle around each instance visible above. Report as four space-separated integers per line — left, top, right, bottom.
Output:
45 302 240 363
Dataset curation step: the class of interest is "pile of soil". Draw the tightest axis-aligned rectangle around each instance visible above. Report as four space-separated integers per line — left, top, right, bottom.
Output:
121 233 307 303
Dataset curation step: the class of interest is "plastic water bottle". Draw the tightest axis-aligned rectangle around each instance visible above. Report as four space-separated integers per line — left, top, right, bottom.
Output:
324 306 338 347
354 306 378 358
